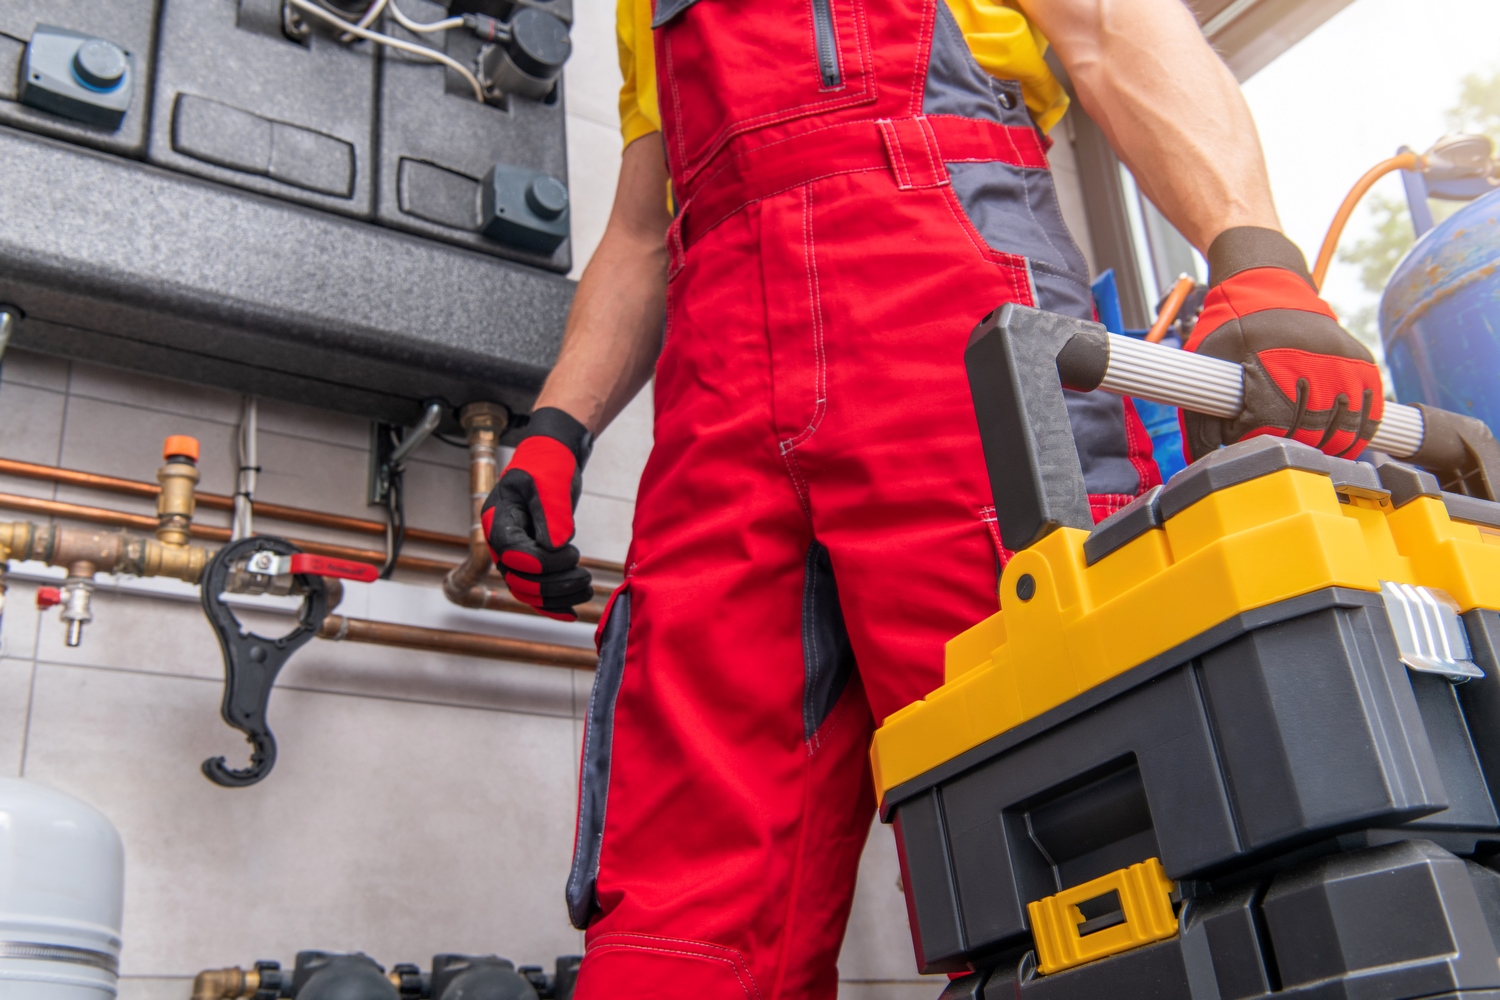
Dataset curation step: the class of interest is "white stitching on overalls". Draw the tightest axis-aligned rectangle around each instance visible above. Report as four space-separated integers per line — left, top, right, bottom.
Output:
778 186 827 519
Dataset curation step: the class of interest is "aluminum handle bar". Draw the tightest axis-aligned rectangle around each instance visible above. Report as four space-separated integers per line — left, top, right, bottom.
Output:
1096 332 1424 458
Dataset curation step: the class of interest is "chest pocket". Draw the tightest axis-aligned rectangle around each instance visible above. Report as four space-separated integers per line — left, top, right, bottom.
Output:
654 0 875 185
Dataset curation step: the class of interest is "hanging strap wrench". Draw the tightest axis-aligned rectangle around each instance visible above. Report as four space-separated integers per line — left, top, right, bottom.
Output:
200 537 377 788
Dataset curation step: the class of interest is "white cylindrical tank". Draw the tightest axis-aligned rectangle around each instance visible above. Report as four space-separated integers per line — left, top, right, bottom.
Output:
0 778 125 999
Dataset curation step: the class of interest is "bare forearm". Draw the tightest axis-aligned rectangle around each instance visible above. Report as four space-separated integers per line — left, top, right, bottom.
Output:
535 134 671 433
1022 0 1280 251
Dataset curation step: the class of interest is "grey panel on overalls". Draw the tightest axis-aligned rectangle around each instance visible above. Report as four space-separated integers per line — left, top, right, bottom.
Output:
924 2 1140 498
566 589 631 929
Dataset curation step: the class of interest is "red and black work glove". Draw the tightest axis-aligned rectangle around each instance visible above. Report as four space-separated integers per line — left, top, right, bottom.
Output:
481 407 594 621
1181 227 1384 462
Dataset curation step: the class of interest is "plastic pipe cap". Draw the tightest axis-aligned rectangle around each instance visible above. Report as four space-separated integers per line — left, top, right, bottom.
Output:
163 435 200 462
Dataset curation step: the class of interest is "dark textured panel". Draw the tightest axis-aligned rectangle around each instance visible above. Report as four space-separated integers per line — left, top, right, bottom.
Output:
1198 606 1447 851
893 791 969 973
1185 885 1273 1000
938 666 1237 958
149 0 376 216
0 0 157 156
880 588 1387 819
986 939 1198 1000
965 305 1095 552
1083 484 1162 566
1446 491 1500 529
1264 840 1500 998
376 0 572 272
1158 436 1339 521
0 125 573 425
1460 611 1500 819
1401 671 1500 832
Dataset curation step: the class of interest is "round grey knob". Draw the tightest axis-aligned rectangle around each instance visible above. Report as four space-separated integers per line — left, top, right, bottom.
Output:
526 176 569 220
508 9 571 78
72 39 126 91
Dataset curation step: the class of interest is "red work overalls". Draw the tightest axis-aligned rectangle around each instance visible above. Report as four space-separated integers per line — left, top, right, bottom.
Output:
567 0 1160 993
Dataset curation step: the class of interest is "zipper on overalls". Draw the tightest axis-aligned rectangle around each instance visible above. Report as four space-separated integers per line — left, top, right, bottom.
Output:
810 0 841 87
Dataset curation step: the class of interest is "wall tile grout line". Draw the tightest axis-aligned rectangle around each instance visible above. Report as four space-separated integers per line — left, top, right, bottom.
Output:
61 396 239 428
30 658 590 723
16 660 37 777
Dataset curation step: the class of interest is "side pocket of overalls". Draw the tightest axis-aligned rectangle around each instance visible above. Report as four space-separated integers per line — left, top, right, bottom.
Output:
566 585 632 929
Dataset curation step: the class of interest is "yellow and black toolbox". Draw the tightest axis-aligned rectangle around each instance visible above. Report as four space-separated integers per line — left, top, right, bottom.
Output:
874 306 1500 1000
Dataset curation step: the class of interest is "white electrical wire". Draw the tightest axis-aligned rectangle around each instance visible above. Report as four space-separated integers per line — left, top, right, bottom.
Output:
287 0 485 101
387 0 466 34
339 0 389 42
232 396 259 542
354 0 389 30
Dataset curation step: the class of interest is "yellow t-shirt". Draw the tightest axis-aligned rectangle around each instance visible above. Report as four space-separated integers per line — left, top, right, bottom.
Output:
617 0 1069 148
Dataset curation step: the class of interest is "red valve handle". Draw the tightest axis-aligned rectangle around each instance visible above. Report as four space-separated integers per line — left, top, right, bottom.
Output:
36 586 62 609
288 553 379 583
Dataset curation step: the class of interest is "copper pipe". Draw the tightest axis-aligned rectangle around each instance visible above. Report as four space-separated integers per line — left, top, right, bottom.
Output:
1145 273 1196 344
444 403 514 612
319 614 598 669
0 455 625 574
0 492 605 622
1312 151 1421 291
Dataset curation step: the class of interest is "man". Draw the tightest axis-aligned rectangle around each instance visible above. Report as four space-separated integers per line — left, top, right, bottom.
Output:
484 0 1384 994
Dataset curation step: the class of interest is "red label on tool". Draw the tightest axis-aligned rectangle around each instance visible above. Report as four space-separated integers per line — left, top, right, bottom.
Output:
35 586 62 609
288 553 379 583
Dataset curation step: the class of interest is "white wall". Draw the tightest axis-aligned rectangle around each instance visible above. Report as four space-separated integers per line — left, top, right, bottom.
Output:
0 0 938 996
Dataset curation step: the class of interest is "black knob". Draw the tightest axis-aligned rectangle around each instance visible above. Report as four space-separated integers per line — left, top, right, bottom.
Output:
507 9 571 78
1015 573 1036 601
526 176 569 220
72 39 127 91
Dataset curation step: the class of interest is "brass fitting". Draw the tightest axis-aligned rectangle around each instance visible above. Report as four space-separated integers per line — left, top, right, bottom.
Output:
139 536 212 584
0 521 213 584
191 966 258 1000
157 435 201 547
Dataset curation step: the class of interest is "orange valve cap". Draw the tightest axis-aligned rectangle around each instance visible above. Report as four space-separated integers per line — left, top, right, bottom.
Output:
163 435 200 462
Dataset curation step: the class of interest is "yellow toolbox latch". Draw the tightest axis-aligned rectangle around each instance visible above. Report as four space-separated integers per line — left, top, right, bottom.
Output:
1026 857 1178 975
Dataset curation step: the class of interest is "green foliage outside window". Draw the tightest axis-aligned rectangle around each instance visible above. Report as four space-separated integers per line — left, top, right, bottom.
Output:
1334 67 1500 352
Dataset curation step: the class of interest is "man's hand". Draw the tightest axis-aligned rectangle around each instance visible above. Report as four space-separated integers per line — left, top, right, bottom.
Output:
483 407 595 620
1181 228 1383 461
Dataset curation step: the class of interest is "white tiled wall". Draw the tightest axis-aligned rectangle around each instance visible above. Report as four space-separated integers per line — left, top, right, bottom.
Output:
0 0 942 997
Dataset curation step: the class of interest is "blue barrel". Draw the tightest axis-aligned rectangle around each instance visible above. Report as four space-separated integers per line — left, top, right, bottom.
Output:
1380 187 1500 434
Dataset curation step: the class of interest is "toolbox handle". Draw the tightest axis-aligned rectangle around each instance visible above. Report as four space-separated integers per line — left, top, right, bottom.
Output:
965 305 1500 551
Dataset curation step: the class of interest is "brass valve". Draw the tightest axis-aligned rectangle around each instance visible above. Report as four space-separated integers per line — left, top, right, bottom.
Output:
157 434 201 547
0 434 212 648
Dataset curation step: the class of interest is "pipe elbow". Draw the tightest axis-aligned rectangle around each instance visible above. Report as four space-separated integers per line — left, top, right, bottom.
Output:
442 571 486 608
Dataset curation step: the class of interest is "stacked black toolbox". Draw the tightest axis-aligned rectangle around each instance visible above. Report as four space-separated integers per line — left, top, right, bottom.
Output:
875 306 1500 1000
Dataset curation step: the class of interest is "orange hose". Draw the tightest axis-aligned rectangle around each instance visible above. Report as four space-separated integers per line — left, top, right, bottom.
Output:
1145 274 1197 343
1311 152 1421 291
